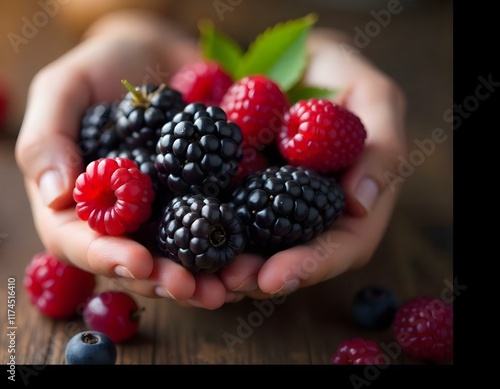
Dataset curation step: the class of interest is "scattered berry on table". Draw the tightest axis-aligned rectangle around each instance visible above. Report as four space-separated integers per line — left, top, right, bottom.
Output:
331 337 385 365
220 74 289 148
73 157 155 236
23 251 96 320
82 290 143 343
170 60 233 106
65 331 117 365
157 194 246 273
278 98 367 173
351 285 400 330
155 102 243 198
114 81 186 150
392 295 453 363
229 165 345 255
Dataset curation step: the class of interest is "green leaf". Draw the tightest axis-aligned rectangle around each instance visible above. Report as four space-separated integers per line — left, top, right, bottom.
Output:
286 84 338 104
198 19 244 78
234 13 318 91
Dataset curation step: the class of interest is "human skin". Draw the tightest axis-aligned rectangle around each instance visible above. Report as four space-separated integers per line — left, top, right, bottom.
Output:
15 11 407 309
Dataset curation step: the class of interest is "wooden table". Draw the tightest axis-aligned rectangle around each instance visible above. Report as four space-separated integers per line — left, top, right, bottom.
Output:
0 0 453 373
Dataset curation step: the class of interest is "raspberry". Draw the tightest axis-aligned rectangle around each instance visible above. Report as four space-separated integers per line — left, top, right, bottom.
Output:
229 165 345 255
331 338 385 365
157 194 246 273
73 157 155 235
78 102 121 165
392 296 453 363
114 81 186 150
278 98 367 173
155 102 243 198
170 61 233 106
0 77 8 130
23 251 96 320
229 146 269 188
220 75 289 148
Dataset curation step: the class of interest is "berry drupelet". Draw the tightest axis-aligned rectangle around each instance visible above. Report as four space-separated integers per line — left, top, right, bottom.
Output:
155 102 243 198
229 165 345 255
157 194 246 273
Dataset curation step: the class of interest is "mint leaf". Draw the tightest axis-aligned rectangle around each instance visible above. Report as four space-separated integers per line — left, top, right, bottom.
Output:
286 84 337 104
235 13 317 91
198 19 244 78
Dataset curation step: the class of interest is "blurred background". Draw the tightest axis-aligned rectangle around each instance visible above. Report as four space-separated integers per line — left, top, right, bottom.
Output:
1 0 452 289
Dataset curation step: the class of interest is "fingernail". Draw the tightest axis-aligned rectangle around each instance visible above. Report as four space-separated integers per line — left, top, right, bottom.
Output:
113 265 134 279
186 298 205 308
39 169 65 207
233 276 258 292
271 278 300 296
154 286 177 300
226 291 246 303
354 178 379 213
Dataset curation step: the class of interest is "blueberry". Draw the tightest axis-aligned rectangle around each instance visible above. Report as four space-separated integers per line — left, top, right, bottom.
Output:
351 286 400 330
65 331 117 365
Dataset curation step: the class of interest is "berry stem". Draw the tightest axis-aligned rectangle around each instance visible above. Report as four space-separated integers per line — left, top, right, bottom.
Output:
121 79 147 105
130 307 145 322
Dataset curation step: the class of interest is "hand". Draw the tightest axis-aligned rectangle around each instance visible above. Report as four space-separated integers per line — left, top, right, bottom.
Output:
217 28 408 300
15 10 246 309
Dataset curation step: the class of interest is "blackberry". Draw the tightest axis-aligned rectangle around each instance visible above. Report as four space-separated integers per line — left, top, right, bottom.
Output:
157 194 246 273
351 286 400 330
78 102 121 165
230 165 345 255
115 80 186 150
155 102 243 197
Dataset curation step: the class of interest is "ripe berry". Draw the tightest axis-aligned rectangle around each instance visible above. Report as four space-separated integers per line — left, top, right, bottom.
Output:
392 296 453 363
278 98 367 173
65 331 117 365
157 194 246 273
23 251 96 320
155 103 243 198
170 60 233 106
331 338 385 365
82 290 143 343
114 80 186 150
351 285 400 330
73 157 155 236
220 75 289 148
229 146 269 188
230 165 345 255
0 77 8 130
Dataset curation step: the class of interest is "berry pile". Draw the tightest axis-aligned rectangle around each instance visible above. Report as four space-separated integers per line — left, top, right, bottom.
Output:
72 14 367 274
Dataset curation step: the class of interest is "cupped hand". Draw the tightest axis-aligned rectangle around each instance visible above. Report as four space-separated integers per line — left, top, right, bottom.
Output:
218 28 408 300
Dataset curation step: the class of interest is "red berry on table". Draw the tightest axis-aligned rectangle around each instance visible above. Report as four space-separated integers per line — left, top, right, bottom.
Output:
23 251 96 320
278 98 367 173
0 77 8 130
82 290 143 343
220 74 289 148
170 60 233 106
73 157 155 236
330 337 385 365
392 296 453 363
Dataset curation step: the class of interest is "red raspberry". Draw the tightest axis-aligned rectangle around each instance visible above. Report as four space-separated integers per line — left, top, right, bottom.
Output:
23 251 96 320
73 157 155 236
392 296 453 363
0 77 8 130
220 74 289 148
331 338 385 365
170 61 233 106
278 98 367 173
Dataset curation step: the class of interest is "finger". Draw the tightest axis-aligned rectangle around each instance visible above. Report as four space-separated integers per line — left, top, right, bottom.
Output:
185 273 227 310
218 253 266 293
109 257 197 301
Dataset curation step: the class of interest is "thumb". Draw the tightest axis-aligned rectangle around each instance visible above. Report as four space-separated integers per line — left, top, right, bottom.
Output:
15 66 91 210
